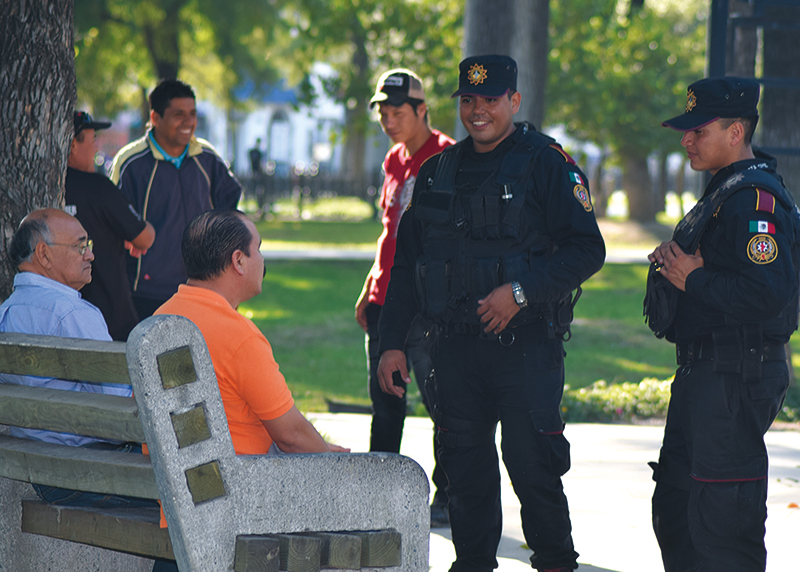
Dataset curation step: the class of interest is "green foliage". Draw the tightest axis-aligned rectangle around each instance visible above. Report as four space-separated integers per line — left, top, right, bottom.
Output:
74 0 281 117
562 378 672 423
547 0 707 160
279 0 463 135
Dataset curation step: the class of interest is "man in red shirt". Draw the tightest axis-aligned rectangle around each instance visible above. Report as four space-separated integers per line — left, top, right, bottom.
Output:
354 68 454 526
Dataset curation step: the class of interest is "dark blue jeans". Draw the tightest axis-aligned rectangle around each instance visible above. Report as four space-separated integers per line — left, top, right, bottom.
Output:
33 441 159 509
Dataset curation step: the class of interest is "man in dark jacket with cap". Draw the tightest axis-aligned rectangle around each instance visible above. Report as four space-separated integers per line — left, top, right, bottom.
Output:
646 77 799 572
66 111 155 340
377 55 605 572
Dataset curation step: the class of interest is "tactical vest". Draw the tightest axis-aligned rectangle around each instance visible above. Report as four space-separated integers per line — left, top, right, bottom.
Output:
413 123 571 329
644 168 800 341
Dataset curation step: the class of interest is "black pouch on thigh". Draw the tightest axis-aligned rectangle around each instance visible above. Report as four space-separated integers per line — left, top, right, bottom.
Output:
524 336 570 475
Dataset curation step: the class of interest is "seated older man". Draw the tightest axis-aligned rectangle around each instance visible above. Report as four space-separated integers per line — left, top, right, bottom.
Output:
0 208 150 508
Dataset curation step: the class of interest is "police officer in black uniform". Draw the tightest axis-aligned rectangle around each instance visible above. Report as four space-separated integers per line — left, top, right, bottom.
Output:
377 55 605 572
645 77 800 572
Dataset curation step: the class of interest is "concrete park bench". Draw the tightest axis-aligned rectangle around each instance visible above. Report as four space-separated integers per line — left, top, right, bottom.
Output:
0 315 429 571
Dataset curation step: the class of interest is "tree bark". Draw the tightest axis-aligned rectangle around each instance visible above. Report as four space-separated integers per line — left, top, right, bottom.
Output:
460 0 549 138
511 0 549 129
727 0 756 76
622 154 656 222
760 5 800 201
0 0 75 299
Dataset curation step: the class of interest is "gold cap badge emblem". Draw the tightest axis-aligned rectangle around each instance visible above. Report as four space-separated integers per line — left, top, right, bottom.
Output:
468 63 488 86
685 89 697 113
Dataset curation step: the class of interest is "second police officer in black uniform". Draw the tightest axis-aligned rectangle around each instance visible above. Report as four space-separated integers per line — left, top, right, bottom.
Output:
377 55 605 572
645 77 800 572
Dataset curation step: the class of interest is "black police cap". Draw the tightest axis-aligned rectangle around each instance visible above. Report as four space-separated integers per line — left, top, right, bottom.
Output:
451 55 517 99
662 76 759 132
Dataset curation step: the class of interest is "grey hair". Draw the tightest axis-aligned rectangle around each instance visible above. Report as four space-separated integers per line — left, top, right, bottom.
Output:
8 217 53 267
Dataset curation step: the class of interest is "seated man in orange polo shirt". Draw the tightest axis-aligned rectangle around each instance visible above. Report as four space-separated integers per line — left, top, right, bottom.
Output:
155 209 347 456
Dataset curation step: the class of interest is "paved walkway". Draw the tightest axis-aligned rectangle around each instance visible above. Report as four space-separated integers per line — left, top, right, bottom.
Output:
307 413 800 572
261 247 649 265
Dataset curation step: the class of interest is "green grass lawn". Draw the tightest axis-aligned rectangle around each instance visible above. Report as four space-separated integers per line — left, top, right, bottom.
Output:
241 260 677 414
244 206 799 422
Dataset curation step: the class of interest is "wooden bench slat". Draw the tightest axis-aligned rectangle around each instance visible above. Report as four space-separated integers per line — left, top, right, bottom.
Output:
0 332 130 384
21 500 174 560
235 535 281 572
276 534 323 572
301 532 362 570
352 530 402 568
0 384 144 442
0 434 159 499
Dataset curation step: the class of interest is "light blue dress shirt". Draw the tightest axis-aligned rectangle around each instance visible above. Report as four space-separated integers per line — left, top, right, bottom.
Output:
0 272 132 446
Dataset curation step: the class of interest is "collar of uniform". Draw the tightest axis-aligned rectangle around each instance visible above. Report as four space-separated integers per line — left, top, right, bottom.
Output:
705 151 778 198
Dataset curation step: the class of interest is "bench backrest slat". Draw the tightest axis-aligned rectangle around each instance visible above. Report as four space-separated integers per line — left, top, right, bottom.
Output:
0 434 159 498
0 332 130 384
0 384 145 442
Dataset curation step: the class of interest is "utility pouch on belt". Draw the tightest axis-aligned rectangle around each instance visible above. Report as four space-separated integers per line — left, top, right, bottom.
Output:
741 325 764 384
548 287 581 341
711 329 743 374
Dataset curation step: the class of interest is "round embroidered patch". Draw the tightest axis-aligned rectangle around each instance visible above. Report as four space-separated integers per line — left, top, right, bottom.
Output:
747 234 778 264
573 184 593 212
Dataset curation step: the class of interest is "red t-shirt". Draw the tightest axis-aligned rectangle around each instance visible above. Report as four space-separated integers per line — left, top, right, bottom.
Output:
368 129 455 305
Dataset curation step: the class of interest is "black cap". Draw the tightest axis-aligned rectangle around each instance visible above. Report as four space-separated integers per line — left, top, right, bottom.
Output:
662 77 760 132
369 69 426 109
451 55 517 98
74 111 111 137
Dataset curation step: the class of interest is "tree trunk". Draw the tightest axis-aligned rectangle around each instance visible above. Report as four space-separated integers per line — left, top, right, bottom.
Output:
141 2 185 81
511 0 549 130
341 21 369 183
760 5 800 202
656 152 668 214
591 149 609 218
727 0 756 76
0 0 75 299
623 154 655 222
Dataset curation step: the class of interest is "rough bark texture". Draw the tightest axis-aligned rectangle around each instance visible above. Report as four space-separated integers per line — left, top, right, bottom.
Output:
760 5 800 200
0 0 75 300
727 0 757 76
511 0 549 130
459 0 549 138
623 154 656 222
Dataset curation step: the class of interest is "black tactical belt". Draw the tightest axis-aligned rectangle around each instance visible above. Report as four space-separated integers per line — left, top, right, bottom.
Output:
676 339 786 365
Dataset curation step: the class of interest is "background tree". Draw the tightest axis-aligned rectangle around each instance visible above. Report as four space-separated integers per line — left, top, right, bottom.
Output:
0 0 75 299
759 3 800 199
74 0 281 129
547 0 706 221
279 0 463 180
460 0 550 139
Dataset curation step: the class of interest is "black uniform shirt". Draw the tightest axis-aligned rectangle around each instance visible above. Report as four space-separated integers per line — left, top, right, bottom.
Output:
674 155 799 343
65 167 147 341
379 124 605 353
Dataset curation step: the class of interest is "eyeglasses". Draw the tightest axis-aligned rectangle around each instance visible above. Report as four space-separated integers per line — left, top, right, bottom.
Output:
47 239 94 255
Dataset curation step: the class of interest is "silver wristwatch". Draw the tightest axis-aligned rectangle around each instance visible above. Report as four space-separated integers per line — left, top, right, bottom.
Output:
511 281 528 309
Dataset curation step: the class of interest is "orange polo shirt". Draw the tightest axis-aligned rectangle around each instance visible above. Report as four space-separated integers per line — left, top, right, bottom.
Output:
155 285 294 455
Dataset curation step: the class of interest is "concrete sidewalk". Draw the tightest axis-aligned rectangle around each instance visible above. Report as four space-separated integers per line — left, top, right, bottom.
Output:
307 413 800 572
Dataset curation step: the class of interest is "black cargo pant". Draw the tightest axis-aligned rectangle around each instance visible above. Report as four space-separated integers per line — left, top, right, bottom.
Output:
430 322 579 572
652 353 789 572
